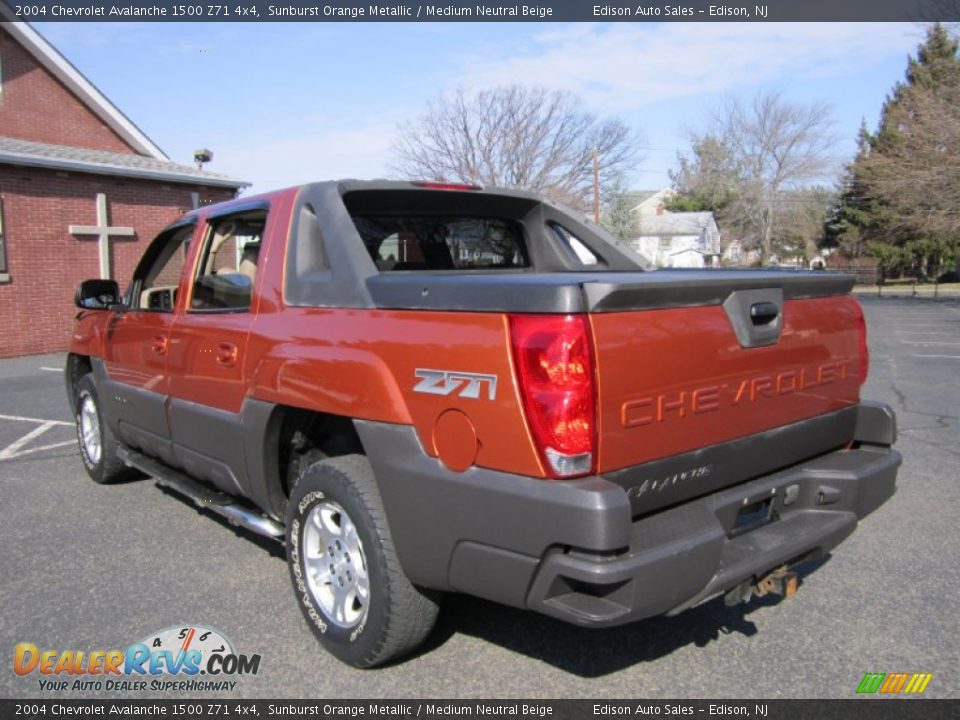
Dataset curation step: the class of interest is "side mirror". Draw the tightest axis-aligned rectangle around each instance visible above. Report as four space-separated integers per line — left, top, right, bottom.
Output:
75 279 122 310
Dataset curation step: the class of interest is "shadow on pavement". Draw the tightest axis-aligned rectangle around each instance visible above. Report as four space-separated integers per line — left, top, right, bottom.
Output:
157 484 286 560
419 556 831 677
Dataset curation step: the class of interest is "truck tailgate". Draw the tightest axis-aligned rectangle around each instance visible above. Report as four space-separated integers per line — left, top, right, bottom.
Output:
591 292 865 513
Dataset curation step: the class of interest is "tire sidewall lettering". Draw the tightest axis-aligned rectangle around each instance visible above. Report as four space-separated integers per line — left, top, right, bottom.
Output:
298 489 325 514
291 482 372 646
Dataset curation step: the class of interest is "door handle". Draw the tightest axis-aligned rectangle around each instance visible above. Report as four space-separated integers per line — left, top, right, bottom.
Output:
151 335 168 355
216 342 238 367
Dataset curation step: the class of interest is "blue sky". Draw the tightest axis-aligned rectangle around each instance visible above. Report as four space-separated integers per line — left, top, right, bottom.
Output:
40 21 930 194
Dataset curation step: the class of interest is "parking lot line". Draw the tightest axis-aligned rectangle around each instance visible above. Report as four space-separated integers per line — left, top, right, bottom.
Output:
895 331 958 335
900 340 960 346
0 421 75 461
0 413 71 426
912 354 960 359
890 324 960 330
39 367 62 373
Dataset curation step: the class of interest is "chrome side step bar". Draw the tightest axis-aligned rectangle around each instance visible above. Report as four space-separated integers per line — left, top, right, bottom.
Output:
117 447 285 542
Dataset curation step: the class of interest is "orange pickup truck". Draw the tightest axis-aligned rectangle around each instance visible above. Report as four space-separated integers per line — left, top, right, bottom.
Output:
66 181 900 667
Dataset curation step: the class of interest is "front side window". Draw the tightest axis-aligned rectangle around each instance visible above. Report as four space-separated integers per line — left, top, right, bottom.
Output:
135 224 195 311
352 215 529 271
190 211 266 312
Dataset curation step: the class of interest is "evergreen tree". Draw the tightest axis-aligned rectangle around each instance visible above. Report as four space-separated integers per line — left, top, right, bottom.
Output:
824 121 877 257
601 181 638 243
831 24 960 279
666 134 738 218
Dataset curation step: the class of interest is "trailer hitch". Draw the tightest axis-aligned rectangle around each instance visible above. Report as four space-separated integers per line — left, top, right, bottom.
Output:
724 565 799 607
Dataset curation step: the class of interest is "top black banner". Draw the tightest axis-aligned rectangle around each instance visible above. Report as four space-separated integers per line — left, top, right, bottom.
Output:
2 0 960 22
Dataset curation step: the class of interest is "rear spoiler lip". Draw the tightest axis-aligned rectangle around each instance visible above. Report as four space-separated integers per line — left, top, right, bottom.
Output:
583 270 855 313
365 270 855 314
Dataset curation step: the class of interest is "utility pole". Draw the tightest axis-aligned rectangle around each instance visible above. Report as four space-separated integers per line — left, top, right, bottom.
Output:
593 146 600 223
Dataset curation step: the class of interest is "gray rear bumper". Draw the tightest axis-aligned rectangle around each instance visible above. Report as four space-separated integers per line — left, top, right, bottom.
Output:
526 445 899 626
355 402 899 627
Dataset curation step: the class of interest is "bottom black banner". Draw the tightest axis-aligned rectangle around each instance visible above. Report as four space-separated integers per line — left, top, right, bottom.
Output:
1 699 957 720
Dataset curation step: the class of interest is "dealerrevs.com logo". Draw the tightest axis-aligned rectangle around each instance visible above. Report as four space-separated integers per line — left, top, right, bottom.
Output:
13 625 261 693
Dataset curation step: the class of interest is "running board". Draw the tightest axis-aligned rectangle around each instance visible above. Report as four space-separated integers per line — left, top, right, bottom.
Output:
117 447 285 541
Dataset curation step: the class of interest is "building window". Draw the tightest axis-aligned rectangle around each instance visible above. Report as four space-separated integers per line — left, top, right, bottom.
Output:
659 236 672 252
0 198 8 278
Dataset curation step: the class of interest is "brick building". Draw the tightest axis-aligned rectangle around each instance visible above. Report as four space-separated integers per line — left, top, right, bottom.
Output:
0 15 247 358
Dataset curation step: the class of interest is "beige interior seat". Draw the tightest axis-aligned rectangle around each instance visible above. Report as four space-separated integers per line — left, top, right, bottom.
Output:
238 243 260 281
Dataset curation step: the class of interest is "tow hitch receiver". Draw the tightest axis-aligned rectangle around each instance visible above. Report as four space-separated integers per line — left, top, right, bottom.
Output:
724 565 799 607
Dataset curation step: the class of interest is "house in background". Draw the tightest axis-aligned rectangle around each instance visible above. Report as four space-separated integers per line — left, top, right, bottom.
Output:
634 211 721 268
0 11 247 358
625 187 676 217
722 238 746 266
622 189 721 268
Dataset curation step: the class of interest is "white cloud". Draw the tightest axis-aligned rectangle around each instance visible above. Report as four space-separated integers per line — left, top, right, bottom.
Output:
461 23 921 111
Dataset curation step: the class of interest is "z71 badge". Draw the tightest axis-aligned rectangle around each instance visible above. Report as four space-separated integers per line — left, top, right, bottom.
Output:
413 369 497 400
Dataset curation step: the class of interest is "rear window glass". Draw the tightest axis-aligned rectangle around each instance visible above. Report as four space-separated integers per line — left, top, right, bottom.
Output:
351 215 530 271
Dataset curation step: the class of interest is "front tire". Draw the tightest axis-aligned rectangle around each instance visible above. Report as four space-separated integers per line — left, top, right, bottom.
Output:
74 374 129 484
285 455 439 668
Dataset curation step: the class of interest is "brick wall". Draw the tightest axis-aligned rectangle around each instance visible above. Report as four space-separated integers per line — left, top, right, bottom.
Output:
0 165 236 358
0 27 136 154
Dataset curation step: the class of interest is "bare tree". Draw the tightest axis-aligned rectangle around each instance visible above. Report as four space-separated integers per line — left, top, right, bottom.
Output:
391 86 640 211
720 92 836 261
673 91 836 262
773 187 835 263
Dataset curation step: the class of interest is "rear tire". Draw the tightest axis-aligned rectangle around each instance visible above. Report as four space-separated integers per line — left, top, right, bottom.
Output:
285 454 439 668
74 374 129 484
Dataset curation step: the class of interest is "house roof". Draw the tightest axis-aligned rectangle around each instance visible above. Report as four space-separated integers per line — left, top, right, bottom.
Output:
627 188 677 213
624 190 661 206
0 12 168 159
0 136 248 188
637 211 717 237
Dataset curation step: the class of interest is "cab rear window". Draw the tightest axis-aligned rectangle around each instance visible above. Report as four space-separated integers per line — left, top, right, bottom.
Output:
351 215 530 271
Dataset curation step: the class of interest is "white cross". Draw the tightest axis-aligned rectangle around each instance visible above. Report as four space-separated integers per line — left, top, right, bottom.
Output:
69 193 135 279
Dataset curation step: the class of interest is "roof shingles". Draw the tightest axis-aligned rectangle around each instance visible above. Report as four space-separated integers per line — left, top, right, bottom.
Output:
0 136 248 188
637 212 716 236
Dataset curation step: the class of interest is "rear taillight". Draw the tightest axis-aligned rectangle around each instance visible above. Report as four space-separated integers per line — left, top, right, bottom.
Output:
509 314 596 478
853 301 869 385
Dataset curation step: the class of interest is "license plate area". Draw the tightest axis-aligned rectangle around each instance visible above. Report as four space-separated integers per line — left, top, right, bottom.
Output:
730 497 775 538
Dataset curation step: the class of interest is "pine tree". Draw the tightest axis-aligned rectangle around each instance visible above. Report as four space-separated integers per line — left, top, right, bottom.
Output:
824 122 878 257
601 181 638 243
828 24 960 279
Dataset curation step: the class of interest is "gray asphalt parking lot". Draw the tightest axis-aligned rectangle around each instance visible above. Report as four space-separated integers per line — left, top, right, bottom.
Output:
1 296 957 699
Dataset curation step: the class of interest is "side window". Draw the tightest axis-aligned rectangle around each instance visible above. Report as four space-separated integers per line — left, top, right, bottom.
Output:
549 223 600 266
190 210 266 312
135 224 195 311
284 203 329 305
